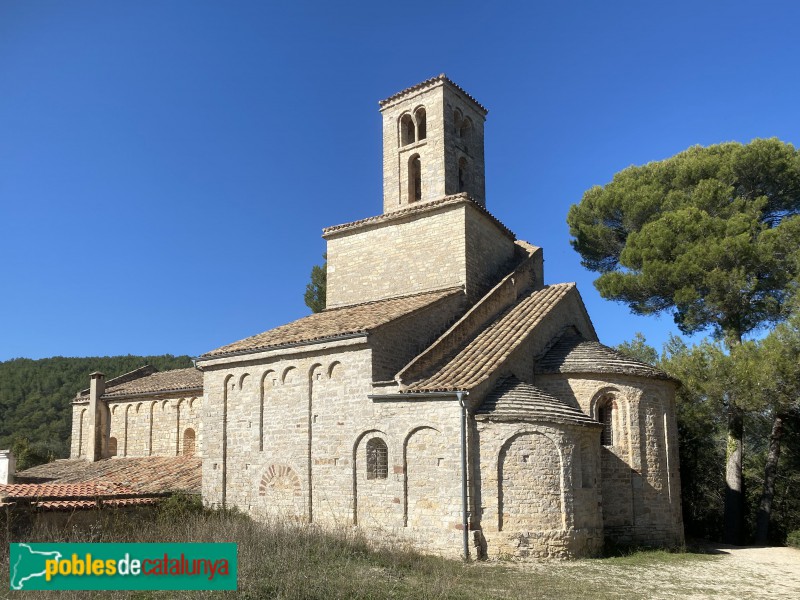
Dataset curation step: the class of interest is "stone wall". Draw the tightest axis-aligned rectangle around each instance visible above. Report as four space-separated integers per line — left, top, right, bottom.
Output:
70 402 88 458
380 80 486 211
370 291 468 382
200 341 467 557
535 373 684 547
69 394 201 459
325 202 516 308
475 420 603 558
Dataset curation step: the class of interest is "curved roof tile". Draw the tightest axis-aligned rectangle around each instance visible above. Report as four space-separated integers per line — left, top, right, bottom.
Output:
202 287 463 358
476 377 598 426
536 333 674 380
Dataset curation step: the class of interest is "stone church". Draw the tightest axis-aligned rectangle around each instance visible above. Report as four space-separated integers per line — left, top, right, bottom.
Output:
67 75 684 558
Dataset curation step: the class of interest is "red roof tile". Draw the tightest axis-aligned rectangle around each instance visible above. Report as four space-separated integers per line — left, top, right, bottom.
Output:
400 284 575 392
201 287 463 358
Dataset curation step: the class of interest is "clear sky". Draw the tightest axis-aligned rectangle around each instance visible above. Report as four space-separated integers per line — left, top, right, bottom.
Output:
2 1 799 361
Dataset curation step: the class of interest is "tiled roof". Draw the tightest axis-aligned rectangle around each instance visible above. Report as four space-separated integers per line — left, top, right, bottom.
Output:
401 283 575 392
378 74 488 114
13 456 201 495
76 367 202 400
201 287 463 358
2 457 200 512
322 194 515 240
476 377 598 426
535 333 673 380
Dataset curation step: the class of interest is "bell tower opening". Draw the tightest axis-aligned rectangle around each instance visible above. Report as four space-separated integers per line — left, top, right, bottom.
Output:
409 154 422 202
379 75 487 213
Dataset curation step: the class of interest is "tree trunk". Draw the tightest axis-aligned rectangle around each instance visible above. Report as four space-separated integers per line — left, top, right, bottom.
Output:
755 413 784 545
723 404 745 544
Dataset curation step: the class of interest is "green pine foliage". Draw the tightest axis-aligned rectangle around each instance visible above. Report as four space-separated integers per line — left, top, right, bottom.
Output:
0 355 193 469
304 253 327 313
568 138 800 344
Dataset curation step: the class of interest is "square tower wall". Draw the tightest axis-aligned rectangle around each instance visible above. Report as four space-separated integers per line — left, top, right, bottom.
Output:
380 76 486 212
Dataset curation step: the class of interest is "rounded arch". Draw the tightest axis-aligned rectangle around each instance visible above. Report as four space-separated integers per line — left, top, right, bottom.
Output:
588 386 622 419
162 400 170 411
453 108 463 133
365 438 388 480
497 427 566 532
111 405 117 415
260 369 277 390
414 106 426 140
351 429 388 525
108 436 118 457
135 402 142 413
188 397 196 410
183 427 196 456
309 362 324 382
281 366 297 384
459 116 472 141
327 361 341 379
258 463 304 519
399 113 415 146
176 398 185 409
238 373 251 389
402 425 442 527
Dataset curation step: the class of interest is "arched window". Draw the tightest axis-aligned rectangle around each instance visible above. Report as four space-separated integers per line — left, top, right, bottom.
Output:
183 428 196 456
453 109 463 136
108 437 118 457
459 117 472 142
400 114 415 146
598 397 614 446
366 438 388 480
458 157 468 192
408 154 421 202
415 107 426 140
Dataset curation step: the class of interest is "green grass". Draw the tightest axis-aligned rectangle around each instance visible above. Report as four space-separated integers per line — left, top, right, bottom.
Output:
0 499 715 600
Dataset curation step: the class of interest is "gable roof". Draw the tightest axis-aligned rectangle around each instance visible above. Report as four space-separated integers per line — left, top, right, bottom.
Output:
400 283 575 392
76 367 202 400
13 456 201 493
201 287 463 359
536 333 673 380
104 368 202 398
476 377 598 426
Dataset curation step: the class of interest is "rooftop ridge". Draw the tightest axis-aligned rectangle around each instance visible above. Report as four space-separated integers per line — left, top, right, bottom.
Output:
378 74 488 114
401 283 576 393
77 364 157 398
322 194 515 240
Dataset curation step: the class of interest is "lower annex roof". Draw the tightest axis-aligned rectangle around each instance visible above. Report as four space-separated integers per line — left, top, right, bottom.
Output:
201 287 463 359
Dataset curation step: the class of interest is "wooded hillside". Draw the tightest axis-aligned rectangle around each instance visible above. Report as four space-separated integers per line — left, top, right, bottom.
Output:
0 355 193 468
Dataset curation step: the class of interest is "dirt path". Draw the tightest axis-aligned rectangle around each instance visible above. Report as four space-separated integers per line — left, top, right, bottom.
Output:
563 545 800 599
683 545 800 599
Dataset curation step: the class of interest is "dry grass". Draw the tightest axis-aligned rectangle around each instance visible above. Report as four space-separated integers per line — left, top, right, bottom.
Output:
1 497 714 599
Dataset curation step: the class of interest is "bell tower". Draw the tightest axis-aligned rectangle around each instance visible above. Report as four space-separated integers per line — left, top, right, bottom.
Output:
379 75 487 213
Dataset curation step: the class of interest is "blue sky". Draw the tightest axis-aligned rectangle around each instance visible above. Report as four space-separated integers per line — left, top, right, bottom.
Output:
1 1 799 361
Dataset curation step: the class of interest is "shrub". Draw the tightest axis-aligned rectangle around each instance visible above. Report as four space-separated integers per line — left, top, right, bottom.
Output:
787 530 800 549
